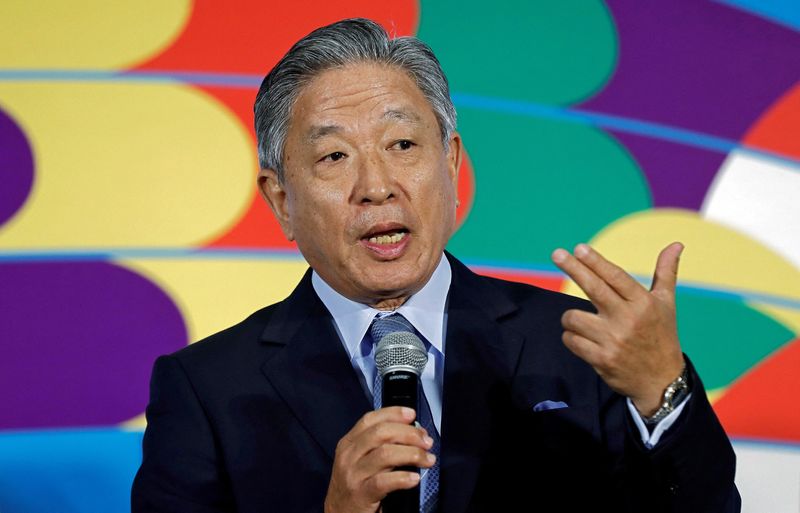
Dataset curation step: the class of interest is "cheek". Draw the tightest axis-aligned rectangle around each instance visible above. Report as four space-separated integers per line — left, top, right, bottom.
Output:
288 183 351 240
415 170 457 234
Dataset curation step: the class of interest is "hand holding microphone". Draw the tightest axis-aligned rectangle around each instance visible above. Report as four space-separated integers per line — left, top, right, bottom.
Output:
374 330 430 513
324 327 434 513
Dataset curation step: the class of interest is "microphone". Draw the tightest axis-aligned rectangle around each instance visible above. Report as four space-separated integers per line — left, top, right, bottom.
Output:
374 331 428 513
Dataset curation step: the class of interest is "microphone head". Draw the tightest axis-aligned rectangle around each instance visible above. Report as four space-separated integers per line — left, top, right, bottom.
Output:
375 331 428 377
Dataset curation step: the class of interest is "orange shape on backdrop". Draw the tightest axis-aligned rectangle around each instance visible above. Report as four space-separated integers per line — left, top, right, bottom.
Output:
208 147 477 249
743 82 800 160
714 337 800 443
135 0 419 75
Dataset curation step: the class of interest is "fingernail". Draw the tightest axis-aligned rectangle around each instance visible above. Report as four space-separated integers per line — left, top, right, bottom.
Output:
552 249 567 263
423 435 433 447
409 472 420 483
401 407 415 420
427 453 436 464
574 243 589 257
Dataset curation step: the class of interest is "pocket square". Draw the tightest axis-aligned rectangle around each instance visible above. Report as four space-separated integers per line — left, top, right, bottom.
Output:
532 400 569 412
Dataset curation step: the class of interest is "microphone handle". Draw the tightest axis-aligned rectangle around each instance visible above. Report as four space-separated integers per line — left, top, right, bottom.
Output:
380 370 420 513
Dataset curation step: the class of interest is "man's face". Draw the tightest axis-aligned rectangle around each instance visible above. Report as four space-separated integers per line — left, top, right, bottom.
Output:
259 62 462 308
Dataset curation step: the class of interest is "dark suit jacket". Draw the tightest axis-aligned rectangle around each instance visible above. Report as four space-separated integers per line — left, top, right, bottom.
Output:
131 254 740 512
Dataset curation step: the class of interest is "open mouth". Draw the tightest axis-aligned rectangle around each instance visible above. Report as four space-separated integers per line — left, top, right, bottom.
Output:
360 225 411 256
365 229 408 245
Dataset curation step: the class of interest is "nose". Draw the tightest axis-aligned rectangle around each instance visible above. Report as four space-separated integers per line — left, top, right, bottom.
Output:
354 153 394 205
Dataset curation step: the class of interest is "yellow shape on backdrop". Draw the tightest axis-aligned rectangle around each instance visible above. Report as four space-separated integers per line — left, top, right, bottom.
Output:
560 209 800 332
120 255 309 428
0 82 254 247
0 0 191 69
123 413 147 429
121 257 309 344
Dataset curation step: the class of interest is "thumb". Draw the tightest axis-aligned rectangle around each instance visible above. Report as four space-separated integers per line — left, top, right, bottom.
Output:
651 242 684 293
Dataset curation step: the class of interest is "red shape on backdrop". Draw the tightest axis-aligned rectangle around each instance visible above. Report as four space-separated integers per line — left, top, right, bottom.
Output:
714 337 800 443
191 84 297 249
474 267 565 293
135 0 419 75
455 151 474 230
208 146 478 249
743 82 800 160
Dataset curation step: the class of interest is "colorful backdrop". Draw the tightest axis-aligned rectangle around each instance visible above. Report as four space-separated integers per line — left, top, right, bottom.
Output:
1 1 799 512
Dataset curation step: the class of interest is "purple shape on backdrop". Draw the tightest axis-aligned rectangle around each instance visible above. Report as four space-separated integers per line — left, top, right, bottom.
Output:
0 107 35 227
0 262 187 429
583 0 800 141
609 131 727 210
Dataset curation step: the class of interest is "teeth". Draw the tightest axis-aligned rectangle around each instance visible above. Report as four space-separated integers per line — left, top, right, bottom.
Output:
368 232 406 245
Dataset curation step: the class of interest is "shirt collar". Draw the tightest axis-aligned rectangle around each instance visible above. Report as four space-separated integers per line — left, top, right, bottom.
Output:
311 254 451 361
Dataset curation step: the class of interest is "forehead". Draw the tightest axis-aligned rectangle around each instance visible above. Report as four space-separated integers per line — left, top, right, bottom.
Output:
289 62 438 133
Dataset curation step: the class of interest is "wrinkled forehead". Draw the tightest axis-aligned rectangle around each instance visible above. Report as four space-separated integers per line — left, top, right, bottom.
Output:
288 62 438 136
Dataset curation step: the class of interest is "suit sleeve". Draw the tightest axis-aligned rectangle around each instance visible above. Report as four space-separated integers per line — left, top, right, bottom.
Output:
131 355 234 513
619 357 741 512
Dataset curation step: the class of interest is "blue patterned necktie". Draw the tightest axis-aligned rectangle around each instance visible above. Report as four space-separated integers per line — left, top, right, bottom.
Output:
370 313 440 513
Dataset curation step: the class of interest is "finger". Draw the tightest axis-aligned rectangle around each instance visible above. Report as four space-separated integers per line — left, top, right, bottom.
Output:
651 242 684 294
350 444 432 504
361 444 436 476
364 421 432 450
552 248 621 310
345 421 433 465
338 408 426 461
561 309 612 346
573 244 646 301
349 407 416 438
365 470 421 500
561 330 604 369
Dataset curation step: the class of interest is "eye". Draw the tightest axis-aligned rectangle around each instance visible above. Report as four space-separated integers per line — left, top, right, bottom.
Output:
319 151 347 163
392 140 415 151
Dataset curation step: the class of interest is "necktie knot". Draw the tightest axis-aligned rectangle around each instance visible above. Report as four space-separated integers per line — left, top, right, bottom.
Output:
370 313 415 345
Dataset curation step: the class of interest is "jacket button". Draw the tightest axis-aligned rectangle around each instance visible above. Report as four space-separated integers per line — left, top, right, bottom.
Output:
668 484 679 495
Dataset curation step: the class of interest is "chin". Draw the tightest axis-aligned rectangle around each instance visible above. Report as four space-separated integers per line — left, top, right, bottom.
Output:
359 265 427 297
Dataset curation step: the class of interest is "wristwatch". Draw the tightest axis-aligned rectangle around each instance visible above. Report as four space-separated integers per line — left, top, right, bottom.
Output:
643 364 690 425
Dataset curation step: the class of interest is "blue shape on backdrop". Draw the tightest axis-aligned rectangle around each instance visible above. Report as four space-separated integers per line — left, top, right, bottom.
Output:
0 428 143 513
715 0 800 31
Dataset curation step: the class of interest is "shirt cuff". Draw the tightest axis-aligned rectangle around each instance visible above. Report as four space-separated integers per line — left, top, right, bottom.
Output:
627 393 692 450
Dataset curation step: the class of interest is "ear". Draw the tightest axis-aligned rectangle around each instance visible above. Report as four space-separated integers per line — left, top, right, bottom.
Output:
446 132 463 192
257 168 295 241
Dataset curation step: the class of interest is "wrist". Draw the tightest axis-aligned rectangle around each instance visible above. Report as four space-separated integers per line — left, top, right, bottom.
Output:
642 363 690 425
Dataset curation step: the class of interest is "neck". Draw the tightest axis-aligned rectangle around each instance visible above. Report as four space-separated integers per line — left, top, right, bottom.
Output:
369 295 409 311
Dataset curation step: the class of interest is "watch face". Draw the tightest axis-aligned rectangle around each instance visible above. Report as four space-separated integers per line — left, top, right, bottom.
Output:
668 379 689 407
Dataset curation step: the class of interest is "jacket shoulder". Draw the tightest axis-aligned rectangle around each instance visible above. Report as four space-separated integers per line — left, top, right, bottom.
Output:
167 302 280 370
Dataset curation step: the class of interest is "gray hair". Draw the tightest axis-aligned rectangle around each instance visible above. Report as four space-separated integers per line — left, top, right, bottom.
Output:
254 18 457 180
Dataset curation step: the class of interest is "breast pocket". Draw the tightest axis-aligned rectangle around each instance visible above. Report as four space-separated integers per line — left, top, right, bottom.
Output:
524 404 600 451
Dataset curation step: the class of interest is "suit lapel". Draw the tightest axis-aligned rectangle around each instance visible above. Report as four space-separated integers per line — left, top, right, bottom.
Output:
258 257 527 510
439 255 525 513
259 270 372 460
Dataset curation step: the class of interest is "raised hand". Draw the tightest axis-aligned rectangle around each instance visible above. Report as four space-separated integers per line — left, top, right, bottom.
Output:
551 242 686 416
324 406 435 513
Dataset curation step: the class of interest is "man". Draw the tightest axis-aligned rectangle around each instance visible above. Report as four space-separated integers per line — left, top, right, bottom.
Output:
132 18 740 513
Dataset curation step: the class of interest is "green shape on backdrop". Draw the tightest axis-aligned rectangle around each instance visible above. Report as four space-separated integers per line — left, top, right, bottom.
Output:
417 0 618 105
676 293 795 391
447 107 651 265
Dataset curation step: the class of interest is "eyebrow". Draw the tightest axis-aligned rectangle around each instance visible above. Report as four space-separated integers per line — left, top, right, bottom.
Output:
306 124 342 143
305 109 423 143
382 109 422 124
